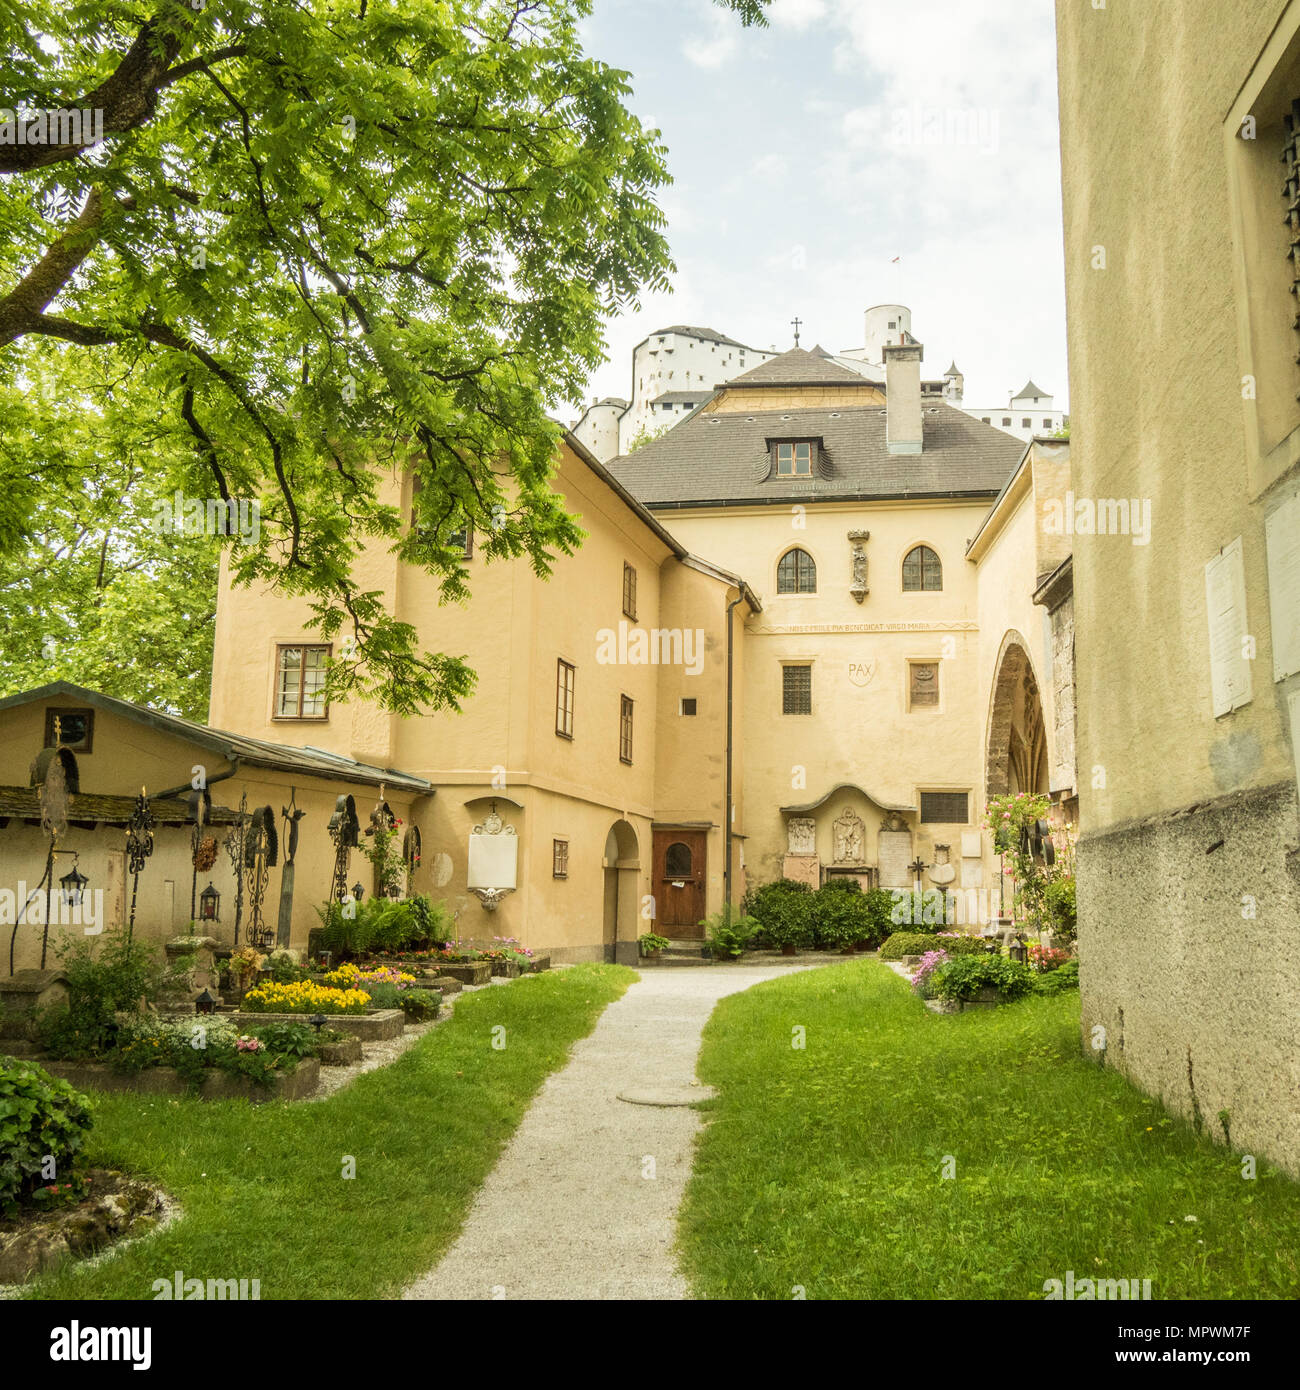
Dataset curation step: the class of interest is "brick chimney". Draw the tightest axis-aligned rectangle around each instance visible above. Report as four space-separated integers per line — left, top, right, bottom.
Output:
884 339 924 455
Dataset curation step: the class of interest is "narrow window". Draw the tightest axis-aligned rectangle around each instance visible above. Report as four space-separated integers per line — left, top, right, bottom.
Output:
553 839 569 878
909 661 939 710
556 659 575 738
623 562 638 620
680 698 698 716
276 645 330 719
620 695 634 763
902 545 942 592
783 664 813 715
777 548 817 594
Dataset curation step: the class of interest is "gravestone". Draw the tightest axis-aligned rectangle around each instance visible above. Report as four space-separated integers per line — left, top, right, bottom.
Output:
0 970 69 1039
877 821 913 889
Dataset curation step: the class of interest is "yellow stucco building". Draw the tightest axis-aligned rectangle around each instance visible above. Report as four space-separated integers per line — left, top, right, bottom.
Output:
1056 0 1300 1174
0 336 1075 974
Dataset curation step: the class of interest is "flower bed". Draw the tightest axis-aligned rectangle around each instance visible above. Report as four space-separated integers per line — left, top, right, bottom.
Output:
36 1055 320 1102
238 1009 406 1041
242 980 371 1015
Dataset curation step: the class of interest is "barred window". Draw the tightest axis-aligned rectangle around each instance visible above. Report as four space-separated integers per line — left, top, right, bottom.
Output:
920 791 969 824
783 664 812 715
777 548 817 594
556 659 575 738
620 695 634 763
909 662 939 709
902 545 942 592
553 839 569 878
276 645 330 719
623 562 637 620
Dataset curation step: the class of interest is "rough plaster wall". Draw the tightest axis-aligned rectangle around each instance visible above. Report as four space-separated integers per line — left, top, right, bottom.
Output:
1078 781 1300 1177
1058 0 1300 1175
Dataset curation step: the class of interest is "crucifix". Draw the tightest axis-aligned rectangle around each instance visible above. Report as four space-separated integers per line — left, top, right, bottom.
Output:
791 315 802 347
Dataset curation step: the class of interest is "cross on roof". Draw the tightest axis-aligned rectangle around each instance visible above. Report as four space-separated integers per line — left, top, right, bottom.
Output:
790 316 802 347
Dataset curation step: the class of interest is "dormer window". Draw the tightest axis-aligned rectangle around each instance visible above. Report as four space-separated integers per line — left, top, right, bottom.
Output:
776 442 813 477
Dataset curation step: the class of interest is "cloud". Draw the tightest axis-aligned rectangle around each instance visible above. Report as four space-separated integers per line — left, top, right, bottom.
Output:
769 0 829 29
682 11 739 68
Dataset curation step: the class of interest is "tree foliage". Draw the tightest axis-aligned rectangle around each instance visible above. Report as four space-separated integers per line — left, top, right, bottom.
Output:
0 1 763 713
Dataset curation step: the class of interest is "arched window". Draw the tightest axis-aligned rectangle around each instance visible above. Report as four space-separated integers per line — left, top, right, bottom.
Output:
902 545 942 592
665 842 692 877
777 548 817 594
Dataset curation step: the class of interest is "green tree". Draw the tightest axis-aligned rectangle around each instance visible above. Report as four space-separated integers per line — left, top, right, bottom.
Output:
0 0 769 715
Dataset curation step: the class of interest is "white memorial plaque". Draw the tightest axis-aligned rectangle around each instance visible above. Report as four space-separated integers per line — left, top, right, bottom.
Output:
1265 495 1300 682
960 832 982 859
467 804 518 890
877 829 913 889
1205 537 1252 717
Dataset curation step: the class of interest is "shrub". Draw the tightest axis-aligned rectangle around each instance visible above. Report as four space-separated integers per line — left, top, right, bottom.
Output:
744 880 814 950
400 988 441 1022
0 1056 94 1214
264 950 307 984
701 911 758 959
811 886 876 949
862 889 897 944
879 932 940 960
935 932 992 956
39 930 169 1057
1043 875 1078 941
931 954 1035 1003
408 895 453 948
819 876 861 894
247 1020 318 1060
1033 959 1080 995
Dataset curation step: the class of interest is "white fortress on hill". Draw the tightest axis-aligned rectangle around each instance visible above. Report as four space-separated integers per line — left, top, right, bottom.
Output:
572 303 1066 461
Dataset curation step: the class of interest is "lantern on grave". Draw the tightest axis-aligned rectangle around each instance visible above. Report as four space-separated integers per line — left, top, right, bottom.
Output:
195 989 217 1016
199 881 221 922
59 862 89 909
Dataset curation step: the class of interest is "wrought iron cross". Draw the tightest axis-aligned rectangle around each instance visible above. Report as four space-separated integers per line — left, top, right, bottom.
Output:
791 316 802 347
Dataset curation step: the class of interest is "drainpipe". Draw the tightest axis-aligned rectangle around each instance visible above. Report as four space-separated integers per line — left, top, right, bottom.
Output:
724 592 744 921
152 756 241 802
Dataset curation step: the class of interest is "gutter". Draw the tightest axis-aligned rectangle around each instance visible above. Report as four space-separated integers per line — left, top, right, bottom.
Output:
723 591 744 919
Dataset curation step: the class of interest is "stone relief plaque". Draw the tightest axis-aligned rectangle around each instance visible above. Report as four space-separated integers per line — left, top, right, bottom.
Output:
831 806 866 864
787 817 817 856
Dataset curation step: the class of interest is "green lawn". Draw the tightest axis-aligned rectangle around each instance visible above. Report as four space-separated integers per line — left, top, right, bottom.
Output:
22 963 634 1300
678 960 1300 1300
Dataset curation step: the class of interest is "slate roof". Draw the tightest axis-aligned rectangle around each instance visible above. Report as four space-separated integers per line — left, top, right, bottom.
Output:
0 682 433 793
650 390 711 406
1012 379 1050 400
721 346 869 389
649 325 756 351
606 401 1026 508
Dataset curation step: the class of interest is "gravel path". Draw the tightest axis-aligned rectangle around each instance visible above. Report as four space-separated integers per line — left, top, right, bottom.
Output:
403 960 835 1302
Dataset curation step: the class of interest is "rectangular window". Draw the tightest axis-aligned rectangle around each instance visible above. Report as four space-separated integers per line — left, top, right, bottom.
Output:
1022 418 1032 429
920 791 969 824
556 659 575 738
45 708 94 752
776 441 813 477
680 697 697 716
783 664 812 715
410 477 472 556
275 645 330 719
909 661 939 710
1043 419 1053 428
622 562 637 620
1002 417 1012 426
553 839 569 878
620 695 634 763
982 417 991 424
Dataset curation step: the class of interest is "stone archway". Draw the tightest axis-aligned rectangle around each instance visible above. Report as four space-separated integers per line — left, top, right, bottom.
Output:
603 820 640 964
985 631 1049 800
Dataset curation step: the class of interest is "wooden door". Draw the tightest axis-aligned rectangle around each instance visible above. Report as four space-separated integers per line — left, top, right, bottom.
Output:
653 829 707 937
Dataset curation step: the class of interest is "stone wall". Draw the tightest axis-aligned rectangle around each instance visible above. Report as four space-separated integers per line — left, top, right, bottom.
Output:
1077 780 1300 1177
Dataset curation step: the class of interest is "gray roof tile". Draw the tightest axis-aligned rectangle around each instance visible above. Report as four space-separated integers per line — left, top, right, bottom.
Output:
606 401 1025 507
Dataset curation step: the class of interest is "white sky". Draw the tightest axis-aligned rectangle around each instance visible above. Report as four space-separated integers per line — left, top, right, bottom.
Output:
572 0 1068 416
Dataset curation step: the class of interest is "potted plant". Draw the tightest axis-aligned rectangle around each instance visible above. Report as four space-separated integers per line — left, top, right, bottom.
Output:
638 932 671 961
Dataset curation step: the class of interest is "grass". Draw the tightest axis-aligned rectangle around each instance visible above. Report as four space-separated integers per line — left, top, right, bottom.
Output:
678 960 1300 1300
21 963 635 1300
